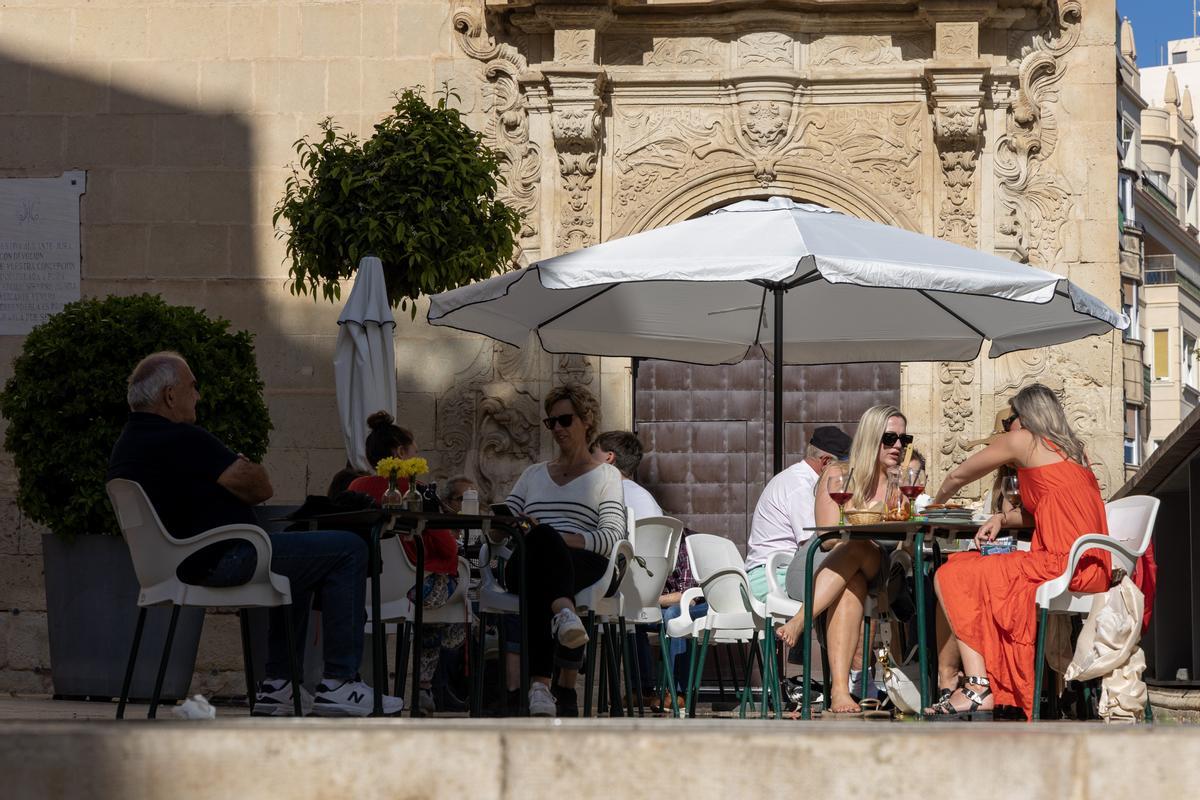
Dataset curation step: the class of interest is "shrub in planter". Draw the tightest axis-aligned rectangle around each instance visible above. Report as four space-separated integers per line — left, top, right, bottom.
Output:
1 293 271 538
0 294 272 700
274 88 521 314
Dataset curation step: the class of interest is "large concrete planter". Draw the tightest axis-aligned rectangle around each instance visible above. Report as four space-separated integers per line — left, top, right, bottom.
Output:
42 534 204 701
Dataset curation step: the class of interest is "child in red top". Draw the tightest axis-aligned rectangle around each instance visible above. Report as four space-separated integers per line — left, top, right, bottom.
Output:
348 411 464 714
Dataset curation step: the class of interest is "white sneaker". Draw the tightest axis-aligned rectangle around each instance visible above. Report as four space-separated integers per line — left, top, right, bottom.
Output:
310 679 404 717
528 682 557 717
551 607 589 649
251 679 314 717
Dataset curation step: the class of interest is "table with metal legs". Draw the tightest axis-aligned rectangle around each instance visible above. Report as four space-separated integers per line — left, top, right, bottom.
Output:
798 521 1031 720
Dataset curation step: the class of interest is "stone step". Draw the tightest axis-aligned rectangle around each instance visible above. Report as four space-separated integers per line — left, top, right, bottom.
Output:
2 714 1199 800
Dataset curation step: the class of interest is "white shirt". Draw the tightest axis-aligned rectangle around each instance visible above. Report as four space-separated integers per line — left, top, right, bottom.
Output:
506 462 627 556
745 460 821 571
623 478 663 522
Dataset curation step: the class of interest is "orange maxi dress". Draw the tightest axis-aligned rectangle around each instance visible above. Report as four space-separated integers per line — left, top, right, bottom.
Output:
937 445 1111 720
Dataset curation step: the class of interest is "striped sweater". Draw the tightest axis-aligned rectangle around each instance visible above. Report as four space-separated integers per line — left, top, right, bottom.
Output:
505 462 627 556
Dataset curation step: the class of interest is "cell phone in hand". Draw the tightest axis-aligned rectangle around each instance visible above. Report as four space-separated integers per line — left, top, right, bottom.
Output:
490 503 514 517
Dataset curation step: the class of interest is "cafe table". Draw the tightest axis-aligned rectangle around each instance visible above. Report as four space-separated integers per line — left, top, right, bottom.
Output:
798 519 1031 720
286 507 526 717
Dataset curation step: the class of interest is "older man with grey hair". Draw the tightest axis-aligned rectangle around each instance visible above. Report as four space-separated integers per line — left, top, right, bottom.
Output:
107 351 402 717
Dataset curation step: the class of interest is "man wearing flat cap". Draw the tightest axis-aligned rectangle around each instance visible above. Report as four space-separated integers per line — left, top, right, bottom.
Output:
745 425 853 601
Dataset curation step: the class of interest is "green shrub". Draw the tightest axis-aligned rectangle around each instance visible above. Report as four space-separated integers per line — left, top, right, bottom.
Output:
0 294 272 537
274 88 521 314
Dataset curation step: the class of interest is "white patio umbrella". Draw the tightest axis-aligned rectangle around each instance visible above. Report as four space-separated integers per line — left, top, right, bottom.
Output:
334 256 396 473
428 197 1126 473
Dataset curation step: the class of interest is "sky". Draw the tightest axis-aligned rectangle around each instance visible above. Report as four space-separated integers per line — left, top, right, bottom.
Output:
1121 1 1200 67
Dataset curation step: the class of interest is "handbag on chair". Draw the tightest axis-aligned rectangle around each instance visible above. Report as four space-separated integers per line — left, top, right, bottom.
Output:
876 620 922 714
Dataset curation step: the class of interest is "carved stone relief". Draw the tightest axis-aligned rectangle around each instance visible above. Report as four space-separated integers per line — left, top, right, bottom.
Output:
555 28 594 64
436 340 544 504
932 100 982 247
647 37 725 68
939 361 978 477
937 22 978 60
809 33 931 67
738 32 793 67
549 73 606 251
612 101 923 230
453 6 542 244
994 0 1082 267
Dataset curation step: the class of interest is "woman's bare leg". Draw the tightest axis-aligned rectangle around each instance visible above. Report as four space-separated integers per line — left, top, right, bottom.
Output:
929 574 992 712
826 572 868 713
777 541 881 647
934 604 962 692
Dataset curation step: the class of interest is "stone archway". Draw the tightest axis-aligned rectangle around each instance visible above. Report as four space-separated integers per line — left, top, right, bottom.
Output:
630 172 902 549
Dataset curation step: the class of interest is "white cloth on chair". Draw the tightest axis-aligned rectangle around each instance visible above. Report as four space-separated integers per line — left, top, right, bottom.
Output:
1063 577 1147 723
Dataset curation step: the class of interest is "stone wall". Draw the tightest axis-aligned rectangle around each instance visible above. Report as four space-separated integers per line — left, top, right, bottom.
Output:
0 0 1120 696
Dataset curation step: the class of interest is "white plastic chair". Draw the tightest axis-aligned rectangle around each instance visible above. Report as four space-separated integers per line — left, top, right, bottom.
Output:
106 478 302 719
1032 494 1160 720
619 516 685 714
683 534 769 718
371 535 474 707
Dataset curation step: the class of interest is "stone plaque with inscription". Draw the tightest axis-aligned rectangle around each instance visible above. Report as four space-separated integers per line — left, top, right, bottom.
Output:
0 171 86 335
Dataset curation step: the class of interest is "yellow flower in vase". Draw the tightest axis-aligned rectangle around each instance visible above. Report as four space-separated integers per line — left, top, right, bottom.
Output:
398 457 429 480
375 456 406 479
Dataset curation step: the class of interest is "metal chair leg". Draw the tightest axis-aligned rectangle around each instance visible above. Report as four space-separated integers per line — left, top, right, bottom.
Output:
282 603 303 717
714 642 729 699
604 623 625 716
1032 606 1048 721
582 611 599 717
619 617 641 717
471 613 488 717
861 614 872 700
148 605 181 719
238 609 255 713
688 629 711 718
116 607 147 720
394 621 411 700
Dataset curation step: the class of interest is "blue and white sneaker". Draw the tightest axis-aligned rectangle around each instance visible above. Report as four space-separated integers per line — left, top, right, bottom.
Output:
252 679 314 717
311 679 404 717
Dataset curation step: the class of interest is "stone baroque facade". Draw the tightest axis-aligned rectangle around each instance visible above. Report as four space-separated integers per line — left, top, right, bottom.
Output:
0 0 1120 695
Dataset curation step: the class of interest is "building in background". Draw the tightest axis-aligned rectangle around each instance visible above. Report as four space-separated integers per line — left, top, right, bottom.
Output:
1118 20 1200 473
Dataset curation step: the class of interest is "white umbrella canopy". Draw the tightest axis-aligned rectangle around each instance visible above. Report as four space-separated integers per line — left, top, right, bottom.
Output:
334 256 397 473
428 196 1126 473
428 196 1125 365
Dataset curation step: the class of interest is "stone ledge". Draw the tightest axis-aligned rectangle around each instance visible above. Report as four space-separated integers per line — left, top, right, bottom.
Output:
1 719 1199 800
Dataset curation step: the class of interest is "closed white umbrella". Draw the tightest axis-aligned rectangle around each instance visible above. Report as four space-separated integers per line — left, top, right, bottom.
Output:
428 197 1126 473
334 256 396 473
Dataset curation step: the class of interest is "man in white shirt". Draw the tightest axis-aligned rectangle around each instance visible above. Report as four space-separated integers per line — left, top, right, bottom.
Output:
745 426 852 602
590 430 663 520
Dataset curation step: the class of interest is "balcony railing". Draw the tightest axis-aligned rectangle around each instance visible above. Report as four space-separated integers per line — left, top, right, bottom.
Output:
1144 170 1178 213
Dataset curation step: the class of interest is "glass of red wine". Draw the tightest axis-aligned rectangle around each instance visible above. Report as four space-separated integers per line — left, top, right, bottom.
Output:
900 466 925 521
828 467 854 526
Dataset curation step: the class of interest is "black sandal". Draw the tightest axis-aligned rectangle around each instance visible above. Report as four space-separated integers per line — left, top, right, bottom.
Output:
925 687 958 718
957 676 993 720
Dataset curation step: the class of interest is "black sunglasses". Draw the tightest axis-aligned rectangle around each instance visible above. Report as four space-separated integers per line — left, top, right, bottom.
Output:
1002 412 1020 432
543 413 577 430
880 432 914 447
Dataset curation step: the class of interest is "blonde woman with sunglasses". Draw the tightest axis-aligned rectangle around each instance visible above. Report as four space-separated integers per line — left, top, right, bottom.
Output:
776 404 909 715
500 383 627 717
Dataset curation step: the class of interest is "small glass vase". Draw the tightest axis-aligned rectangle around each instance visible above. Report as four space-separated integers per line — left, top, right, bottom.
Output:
404 479 423 512
382 474 404 510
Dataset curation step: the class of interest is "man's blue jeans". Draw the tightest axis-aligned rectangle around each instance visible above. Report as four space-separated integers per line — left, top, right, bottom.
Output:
204 530 367 682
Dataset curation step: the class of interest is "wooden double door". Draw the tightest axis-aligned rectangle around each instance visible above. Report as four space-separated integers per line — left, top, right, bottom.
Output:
633 355 899 554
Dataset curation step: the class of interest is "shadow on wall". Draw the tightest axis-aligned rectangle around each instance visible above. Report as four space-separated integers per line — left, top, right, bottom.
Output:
0 47 350 697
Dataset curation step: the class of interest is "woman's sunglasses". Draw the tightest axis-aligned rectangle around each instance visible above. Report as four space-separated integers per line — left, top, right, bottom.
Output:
1002 412 1020 432
543 413 577 430
880 432 914 447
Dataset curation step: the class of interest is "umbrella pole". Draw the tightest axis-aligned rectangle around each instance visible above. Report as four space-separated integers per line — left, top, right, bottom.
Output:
773 286 784 477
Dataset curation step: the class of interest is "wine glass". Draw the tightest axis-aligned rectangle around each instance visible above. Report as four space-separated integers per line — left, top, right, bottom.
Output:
1001 474 1021 509
900 466 926 520
827 468 855 526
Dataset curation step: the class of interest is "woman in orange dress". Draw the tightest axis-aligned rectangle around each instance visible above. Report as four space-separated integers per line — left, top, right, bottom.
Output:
928 384 1110 720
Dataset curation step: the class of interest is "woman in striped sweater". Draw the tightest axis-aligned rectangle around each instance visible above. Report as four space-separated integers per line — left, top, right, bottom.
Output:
503 383 627 717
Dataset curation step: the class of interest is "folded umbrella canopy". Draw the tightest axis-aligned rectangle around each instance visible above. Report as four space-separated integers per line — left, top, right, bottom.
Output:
428 197 1126 473
334 256 396 473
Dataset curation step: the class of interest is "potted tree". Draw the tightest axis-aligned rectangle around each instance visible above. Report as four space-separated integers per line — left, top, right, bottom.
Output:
274 88 521 312
0 294 271 700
